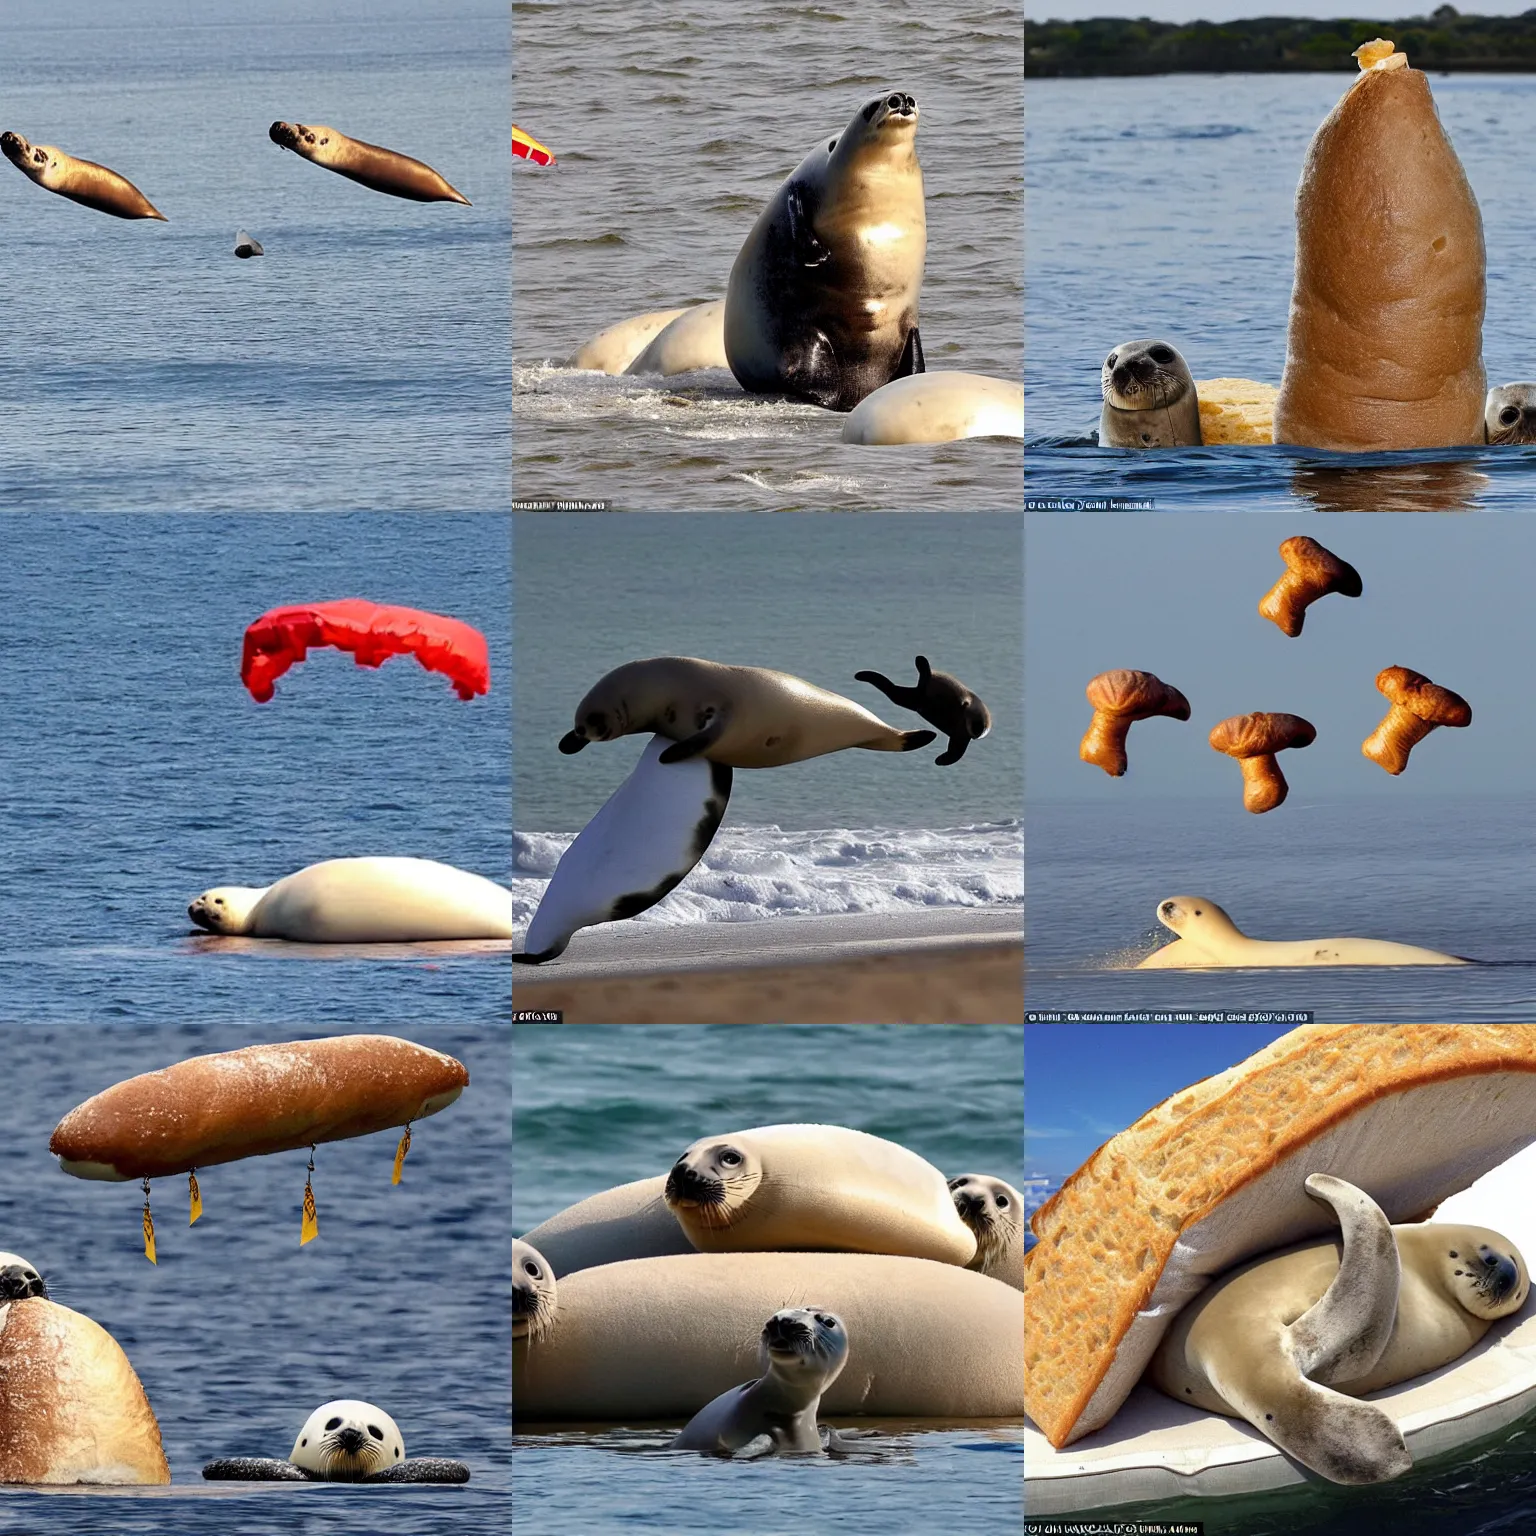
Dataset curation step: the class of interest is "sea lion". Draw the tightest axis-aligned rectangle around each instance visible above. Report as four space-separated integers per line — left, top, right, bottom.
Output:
1137 896 1468 969
234 230 264 258
559 657 933 767
268 122 469 205
569 308 692 373
671 1308 850 1458
513 1239 559 1344
1 132 165 220
724 92 926 412
840 372 1023 444
1485 384 1536 444
187 856 514 943
0 1254 47 1302
624 300 728 376
948 1175 1023 1291
663 1124 976 1265
203 1399 470 1483
515 736 730 965
1098 340 1202 448
519 1178 696 1275
1149 1173 1528 1484
854 656 991 765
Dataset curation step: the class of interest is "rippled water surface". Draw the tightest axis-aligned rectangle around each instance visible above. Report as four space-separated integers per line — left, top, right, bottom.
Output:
1026 73 1536 512
512 0 1022 511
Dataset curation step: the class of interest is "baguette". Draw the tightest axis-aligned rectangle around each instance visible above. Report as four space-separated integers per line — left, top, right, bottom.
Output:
1025 1025 1536 1448
50 1035 468 1181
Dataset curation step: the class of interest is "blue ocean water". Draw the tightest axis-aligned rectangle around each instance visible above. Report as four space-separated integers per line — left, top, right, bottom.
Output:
0 0 510 512
512 1023 1024 1536
0 513 511 1023
1025 73 1536 512
0 1023 507 1535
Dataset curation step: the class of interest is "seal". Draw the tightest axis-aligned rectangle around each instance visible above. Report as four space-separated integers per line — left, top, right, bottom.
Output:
1 132 166 220
568 308 691 373
268 122 470 204
663 1123 976 1265
948 1174 1023 1291
1136 896 1469 969
670 1308 849 1458
854 655 991 765
513 1239 559 1344
0 1253 47 1302
520 1176 698 1275
724 92 926 411
1149 1173 1528 1484
840 372 1023 444
559 657 934 767
1485 384 1536 444
203 1399 471 1483
1098 340 1202 448
624 300 728 376
234 230 264 258
187 856 515 943
516 735 731 964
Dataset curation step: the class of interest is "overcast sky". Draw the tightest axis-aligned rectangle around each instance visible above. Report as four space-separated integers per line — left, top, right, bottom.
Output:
1030 2 1536 22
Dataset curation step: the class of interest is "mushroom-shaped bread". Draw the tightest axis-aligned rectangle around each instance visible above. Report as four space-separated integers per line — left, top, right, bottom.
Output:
1079 670 1191 777
1362 667 1471 775
1209 712 1317 813
1258 536 1363 637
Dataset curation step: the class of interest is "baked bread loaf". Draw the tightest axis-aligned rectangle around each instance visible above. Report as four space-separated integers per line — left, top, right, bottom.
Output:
1025 1025 1536 1448
50 1035 468 1181
1195 378 1277 446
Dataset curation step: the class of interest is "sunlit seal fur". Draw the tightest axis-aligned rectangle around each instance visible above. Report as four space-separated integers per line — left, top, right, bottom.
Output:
1485 384 1536 444
519 1176 697 1274
1 132 166 220
268 122 469 204
512 1239 558 1344
854 655 991 765
559 656 934 767
670 1308 849 1458
1099 340 1202 447
1150 1173 1528 1485
840 372 1023 444
724 92 926 411
948 1175 1023 1290
515 735 731 965
624 300 728 376
569 308 691 373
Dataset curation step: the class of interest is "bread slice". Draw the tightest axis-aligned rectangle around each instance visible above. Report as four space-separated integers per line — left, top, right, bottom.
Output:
1025 1024 1536 1447
1196 378 1277 445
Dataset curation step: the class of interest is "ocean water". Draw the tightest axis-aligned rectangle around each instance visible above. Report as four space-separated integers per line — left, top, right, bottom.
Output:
512 1023 1024 1536
511 0 1023 512
0 0 510 512
512 512 1022 932
1025 73 1536 512
1025 795 1536 1022
0 513 511 1023
0 1023 507 1535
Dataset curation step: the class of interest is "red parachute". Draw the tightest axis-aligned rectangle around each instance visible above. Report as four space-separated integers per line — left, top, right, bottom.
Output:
241 600 491 703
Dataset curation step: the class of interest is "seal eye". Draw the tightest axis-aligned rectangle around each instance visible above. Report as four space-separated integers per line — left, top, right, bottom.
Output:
720 1150 741 1167
368 1425 384 1441
996 1194 1010 1208
300 1438 308 1446
522 1259 542 1278
1450 1250 1459 1258
1150 345 1174 364
1106 353 1118 369
887 94 902 109
827 139 836 152
324 1418 342 1432
1501 407 1520 426
1194 908 1203 916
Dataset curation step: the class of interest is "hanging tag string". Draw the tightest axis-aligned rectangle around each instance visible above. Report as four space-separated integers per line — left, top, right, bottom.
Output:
142 1177 157 1266
300 1146 319 1246
189 1169 203 1226
392 1123 412 1186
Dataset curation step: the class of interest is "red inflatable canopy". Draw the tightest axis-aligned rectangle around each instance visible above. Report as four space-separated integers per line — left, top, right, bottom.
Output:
241 600 491 703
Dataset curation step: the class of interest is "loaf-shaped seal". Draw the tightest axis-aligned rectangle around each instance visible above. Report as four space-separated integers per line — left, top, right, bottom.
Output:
50 1036 468 1181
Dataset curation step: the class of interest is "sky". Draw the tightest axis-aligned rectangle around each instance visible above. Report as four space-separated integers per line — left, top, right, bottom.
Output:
1029 2 1536 22
1026 512 1536 800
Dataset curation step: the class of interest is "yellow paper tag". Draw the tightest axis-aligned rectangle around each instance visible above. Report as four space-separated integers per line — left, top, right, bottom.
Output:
300 1183 318 1245
143 1205 157 1265
189 1172 203 1226
392 1126 412 1186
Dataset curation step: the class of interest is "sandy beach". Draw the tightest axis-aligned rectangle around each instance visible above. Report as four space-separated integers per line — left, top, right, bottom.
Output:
512 909 1023 1024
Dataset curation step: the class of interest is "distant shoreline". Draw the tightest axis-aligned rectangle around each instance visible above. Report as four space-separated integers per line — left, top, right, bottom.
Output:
1026 10 1536 76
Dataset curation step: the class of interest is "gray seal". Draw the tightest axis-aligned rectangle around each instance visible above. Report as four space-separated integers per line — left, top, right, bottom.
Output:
1099 339 1202 447
854 656 991 765
1484 384 1536 444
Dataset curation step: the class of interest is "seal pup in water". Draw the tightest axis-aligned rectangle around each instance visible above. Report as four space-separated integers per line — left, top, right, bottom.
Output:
854 656 991 764
269 122 470 204
725 92 926 411
1099 340 1202 447
1150 1173 1528 1484
1485 384 1536 444
1 132 166 220
670 1308 850 1458
203 1399 470 1483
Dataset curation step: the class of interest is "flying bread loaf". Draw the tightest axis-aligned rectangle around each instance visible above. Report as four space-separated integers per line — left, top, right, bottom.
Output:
1273 41 1486 450
1025 1024 1536 1449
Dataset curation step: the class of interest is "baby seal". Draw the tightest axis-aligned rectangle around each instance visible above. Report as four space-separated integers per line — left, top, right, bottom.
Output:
670 1308 849 1458
948 1175 1023 1290
1099 340 1202 447
854 656 992 765
513 1238 557 1344
1484 384 1536 444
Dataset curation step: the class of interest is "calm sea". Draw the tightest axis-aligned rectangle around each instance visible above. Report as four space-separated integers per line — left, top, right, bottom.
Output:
1025 73 1536 512
511 0 1022 512
0 0 510 513
512 1023 1024 1536
0 513 511 1023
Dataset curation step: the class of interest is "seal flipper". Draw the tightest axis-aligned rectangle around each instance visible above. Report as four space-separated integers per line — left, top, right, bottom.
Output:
558 731 589 755
730 1434 779 1461
854 669 920 711
894 328 925 379
934 735 970 767
786 182 830 267
896 729 937 752
658 708 729 764
203 1457 311 1481
365 1458 471 1484
782 329 842 411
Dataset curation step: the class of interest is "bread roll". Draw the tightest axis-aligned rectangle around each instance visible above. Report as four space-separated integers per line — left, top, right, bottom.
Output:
1274 50 1485 450
50 1035 468 1181
1025 1025 1536 1448
1195 378 1276 446
0 1298 169 1484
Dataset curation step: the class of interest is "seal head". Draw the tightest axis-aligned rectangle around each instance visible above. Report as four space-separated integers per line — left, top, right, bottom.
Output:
0 1254 47 1302
513 1238 558 1343
1485 384 1536 445
664 1138 763 1231
854 655 991 765
290 1400 404 1481
1099 340 1202 447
